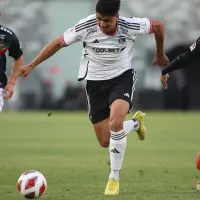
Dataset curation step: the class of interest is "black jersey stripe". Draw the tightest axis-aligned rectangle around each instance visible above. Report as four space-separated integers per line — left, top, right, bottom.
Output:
118 21 140 28
118 22 140 30
75 21 97 31
118 19 140 27
76 23 97 32
75 19 96 30
118 23 140 29
118 35 126 38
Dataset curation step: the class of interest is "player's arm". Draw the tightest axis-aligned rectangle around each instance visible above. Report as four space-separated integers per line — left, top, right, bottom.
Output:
151 20 164 56
3 35 23 99
160 37 200 89
150 19 169 66
127 17 169 66
8 36 23 84
20 24 81 77
28 36 65 70
162 38 200 75
9 55 23 84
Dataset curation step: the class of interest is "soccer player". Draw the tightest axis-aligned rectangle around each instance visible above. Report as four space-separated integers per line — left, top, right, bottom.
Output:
160 37 200 89
20 0 169 195
0 25 23 111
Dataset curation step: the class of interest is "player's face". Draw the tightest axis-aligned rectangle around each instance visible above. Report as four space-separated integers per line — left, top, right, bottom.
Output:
96 13 119 34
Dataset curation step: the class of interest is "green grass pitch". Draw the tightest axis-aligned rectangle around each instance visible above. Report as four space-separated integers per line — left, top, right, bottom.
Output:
0 111 200 200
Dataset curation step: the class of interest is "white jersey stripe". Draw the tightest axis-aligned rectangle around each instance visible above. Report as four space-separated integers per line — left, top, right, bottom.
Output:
131 70 137 102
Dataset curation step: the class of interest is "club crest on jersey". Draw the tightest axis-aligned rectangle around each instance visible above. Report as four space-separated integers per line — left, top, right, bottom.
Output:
118 36 126 45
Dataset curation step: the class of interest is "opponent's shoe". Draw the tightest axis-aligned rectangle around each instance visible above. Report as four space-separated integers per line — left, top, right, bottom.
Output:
133 111 147 140
104 178 119 195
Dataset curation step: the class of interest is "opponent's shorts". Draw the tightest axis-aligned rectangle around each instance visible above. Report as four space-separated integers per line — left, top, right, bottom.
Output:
86 69 137 124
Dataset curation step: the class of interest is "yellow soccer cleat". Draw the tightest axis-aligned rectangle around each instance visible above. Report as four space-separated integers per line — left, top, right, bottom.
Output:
104 178 119 195
133 111 147 140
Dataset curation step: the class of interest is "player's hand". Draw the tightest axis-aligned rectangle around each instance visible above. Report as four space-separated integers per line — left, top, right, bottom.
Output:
20 64 33 77
2 82 14 100
153 54 169 66
160 73 169 89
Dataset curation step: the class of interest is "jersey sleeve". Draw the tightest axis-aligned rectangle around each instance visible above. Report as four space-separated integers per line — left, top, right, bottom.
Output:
62 15 97 46
8 34 23 59
189 37 200 54
61 26 80 46
119 17 152 37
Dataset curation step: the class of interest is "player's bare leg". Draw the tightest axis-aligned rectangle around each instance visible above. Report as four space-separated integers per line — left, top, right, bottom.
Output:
93 118 111 147
104 99 129 195
93 114 141 148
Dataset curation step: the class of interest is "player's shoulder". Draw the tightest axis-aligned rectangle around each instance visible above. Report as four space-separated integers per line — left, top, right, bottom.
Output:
74 14 97 33
0 25 15 36
0 25 19 41
118 16 143 25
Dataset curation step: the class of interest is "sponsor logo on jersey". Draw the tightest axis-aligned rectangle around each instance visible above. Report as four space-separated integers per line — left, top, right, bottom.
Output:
92 47 126 53
92 39 99 43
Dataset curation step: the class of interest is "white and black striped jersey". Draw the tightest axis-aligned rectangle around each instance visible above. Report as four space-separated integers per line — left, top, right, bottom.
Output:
62 14 152 81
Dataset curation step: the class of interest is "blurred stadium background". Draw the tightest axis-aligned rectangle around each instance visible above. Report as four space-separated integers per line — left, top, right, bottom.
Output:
2 0 200 111
1 1 200 200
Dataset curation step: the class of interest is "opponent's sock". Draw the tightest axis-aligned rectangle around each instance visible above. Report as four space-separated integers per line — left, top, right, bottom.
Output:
0 88 4 112
109 130 127 181
123 119 139 135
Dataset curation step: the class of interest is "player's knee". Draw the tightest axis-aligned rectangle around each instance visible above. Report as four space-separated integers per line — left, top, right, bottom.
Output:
99 139 109 148
110 116 124 132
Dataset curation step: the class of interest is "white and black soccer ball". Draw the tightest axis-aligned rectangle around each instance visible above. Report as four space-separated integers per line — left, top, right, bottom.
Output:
17 170 47 199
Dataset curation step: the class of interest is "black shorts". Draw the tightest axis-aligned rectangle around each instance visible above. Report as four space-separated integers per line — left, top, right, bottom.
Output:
86 69 137 124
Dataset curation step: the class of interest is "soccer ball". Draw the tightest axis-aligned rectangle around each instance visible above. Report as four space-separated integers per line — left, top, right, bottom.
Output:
17 170 47 199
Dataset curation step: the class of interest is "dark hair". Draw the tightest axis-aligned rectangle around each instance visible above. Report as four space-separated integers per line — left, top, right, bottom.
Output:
96 0 121 16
